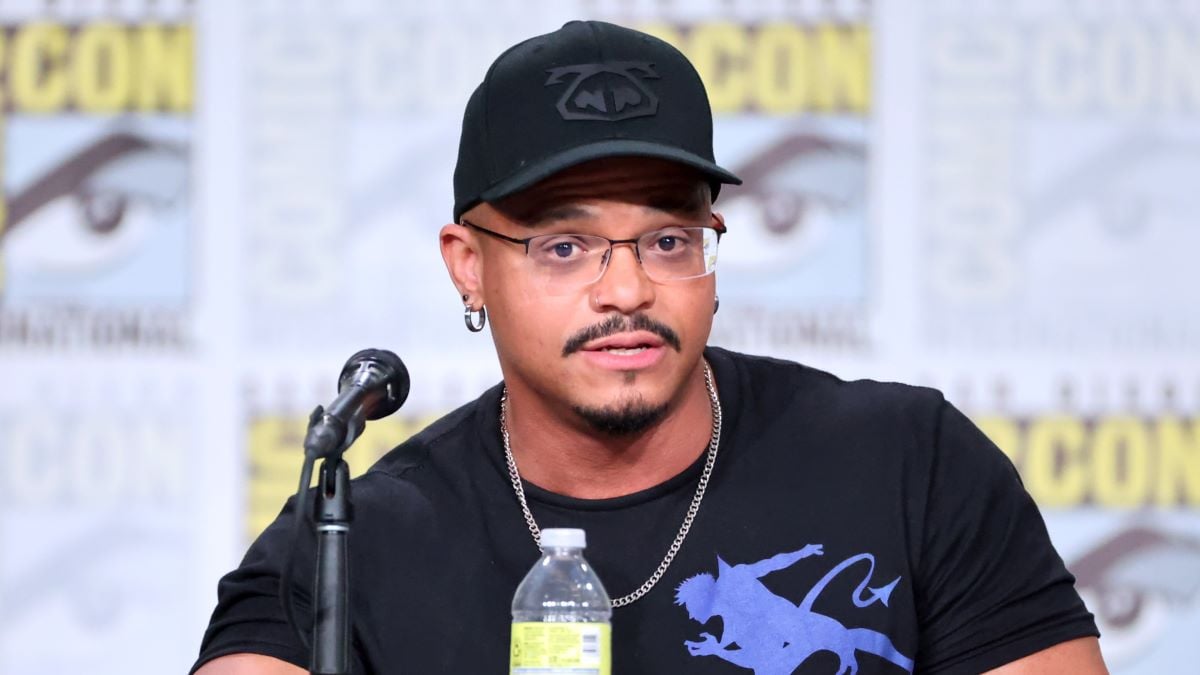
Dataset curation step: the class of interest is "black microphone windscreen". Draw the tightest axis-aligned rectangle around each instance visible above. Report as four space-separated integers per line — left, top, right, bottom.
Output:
340 348 410 419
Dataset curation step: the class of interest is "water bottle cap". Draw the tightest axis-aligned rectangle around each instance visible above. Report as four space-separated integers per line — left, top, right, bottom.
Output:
540 528 586 549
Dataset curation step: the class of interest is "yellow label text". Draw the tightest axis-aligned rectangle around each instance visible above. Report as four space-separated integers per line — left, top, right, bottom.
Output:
639 21 871 115
0 22 193 113
977 414 1200 508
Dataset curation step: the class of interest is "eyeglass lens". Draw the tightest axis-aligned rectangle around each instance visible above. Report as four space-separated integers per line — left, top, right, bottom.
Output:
523 227 719 287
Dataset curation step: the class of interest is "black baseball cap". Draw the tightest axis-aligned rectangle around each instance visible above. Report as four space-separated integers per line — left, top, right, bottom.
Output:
452 20 741 222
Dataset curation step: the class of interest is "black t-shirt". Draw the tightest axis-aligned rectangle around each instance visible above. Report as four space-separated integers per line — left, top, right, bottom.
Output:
193 347 1097 674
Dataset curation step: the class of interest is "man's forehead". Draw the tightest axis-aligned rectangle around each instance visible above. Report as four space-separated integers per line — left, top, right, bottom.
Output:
493 158 711 224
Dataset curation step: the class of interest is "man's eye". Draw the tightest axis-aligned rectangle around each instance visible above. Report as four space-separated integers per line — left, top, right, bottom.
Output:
648 229 693 252
535 236 591 260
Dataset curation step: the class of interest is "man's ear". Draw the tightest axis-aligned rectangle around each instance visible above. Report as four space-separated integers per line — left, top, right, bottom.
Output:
440 223 483 304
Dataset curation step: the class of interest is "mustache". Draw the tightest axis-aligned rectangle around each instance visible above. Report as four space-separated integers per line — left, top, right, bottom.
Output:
562 313 682 357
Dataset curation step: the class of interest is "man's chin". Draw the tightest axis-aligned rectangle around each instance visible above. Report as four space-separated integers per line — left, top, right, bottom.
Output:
571 397 668 436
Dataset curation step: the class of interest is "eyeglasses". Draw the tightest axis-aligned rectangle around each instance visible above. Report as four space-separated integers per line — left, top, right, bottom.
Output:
461 219 725 291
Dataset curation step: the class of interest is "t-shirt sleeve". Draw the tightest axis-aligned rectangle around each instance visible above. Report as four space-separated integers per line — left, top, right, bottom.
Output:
190 498 368 674
913 399 1099 673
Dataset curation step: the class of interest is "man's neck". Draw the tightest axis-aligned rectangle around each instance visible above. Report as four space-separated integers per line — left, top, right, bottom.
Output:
503 364 714 500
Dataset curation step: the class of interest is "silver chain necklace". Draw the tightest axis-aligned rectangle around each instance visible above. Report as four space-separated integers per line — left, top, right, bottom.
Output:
499 362 722 608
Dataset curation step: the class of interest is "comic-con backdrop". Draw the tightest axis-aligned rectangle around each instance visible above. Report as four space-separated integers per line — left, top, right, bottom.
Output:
0 1 1196 673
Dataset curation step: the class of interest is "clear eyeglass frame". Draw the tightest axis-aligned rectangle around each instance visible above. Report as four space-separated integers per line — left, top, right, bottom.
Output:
461 218 725 291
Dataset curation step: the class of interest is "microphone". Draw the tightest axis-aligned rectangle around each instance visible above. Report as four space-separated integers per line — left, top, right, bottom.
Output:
304 348 410 458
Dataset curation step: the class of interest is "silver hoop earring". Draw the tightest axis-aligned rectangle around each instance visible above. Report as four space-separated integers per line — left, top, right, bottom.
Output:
464 301 487 332
714 295 720 315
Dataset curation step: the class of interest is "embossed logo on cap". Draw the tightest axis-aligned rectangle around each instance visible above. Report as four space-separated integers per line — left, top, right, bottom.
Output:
544 62 660 121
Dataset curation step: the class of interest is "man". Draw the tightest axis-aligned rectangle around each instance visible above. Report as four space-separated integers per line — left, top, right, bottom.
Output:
194 21 1107 674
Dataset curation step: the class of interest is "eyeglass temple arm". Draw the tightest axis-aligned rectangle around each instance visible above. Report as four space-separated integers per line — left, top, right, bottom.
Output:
460 219 531 249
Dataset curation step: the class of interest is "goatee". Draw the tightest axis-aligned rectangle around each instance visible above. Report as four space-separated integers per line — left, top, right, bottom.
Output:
573 397 668 436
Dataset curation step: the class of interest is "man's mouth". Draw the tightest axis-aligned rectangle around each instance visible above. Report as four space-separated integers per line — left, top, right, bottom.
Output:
599 346 649 355
583 332 665 353
576 332 668 370
562 313 682 357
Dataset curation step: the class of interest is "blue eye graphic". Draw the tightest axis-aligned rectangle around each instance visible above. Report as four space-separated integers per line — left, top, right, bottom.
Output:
1 130 187 278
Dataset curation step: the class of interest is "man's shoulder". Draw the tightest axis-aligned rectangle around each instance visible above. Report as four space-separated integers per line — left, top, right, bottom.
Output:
710 346 946 420
365 384 500 480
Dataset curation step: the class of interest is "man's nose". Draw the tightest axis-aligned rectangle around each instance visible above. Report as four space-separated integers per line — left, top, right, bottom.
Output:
590 242 655 314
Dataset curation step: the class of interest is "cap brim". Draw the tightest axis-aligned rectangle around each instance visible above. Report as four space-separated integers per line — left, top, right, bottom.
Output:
478 139 742 206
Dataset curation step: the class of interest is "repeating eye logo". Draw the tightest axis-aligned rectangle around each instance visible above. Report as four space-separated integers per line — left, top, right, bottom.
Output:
1017 133 1200 311
1071 525 1200 665
0 130 187 296
544 62 660 122
716 132 866 274
0 521 180 632
1027 134 1200 241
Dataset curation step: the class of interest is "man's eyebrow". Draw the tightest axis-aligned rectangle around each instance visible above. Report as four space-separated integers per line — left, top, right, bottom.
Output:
524 205 593 227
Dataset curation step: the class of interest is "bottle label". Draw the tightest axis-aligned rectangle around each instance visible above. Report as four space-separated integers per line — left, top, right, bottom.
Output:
509 622 611 675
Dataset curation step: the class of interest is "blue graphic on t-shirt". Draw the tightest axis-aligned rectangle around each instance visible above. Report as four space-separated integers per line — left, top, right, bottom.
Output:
675 545 913 674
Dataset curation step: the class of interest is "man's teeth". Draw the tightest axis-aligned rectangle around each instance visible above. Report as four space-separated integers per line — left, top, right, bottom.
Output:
602 346 648 354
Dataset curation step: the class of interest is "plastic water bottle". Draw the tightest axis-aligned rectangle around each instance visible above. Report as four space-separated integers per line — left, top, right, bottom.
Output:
510 528 612 675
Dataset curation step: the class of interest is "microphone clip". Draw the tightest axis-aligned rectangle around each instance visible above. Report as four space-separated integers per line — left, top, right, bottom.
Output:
303 404 365 460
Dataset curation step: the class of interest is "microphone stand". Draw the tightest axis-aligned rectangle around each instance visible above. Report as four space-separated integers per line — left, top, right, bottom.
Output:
303 408 362 675
282 349 408 675
312 455 352 675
